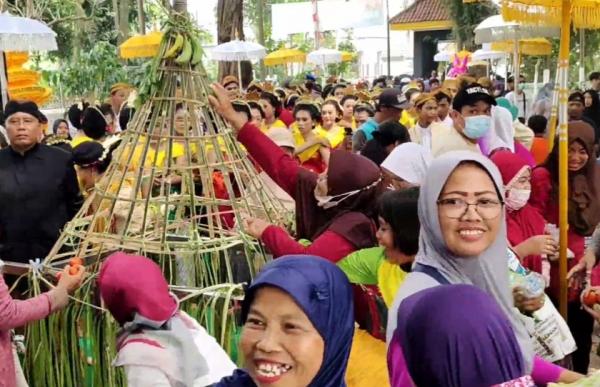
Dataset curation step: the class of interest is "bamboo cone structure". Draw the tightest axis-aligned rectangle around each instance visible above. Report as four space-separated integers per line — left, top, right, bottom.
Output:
22 16 293 386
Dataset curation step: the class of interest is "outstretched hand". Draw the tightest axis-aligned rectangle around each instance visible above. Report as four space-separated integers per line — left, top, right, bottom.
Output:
208 83 248 131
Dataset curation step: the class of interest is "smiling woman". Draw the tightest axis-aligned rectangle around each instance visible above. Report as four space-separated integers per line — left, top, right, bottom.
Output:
215 255 354 387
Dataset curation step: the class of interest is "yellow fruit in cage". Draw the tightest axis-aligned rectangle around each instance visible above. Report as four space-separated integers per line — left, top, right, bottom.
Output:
7 68 40 89
6 52 29 68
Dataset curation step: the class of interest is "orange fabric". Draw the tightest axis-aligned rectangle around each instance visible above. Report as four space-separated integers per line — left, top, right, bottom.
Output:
530 137 549 165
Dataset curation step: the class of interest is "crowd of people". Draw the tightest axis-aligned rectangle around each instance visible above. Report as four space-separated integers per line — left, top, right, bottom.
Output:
1 67 600 386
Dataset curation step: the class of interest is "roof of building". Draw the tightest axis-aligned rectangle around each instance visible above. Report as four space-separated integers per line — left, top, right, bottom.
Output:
389 0 452 31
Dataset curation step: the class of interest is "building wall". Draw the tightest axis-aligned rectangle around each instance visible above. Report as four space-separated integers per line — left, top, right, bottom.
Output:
413 29 451 78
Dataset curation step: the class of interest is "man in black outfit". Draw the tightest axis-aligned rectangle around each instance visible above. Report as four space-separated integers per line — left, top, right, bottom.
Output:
0 100 82 263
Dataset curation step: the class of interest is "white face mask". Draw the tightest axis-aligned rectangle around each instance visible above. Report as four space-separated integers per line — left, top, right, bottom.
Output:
314 178 382 210
505 188 531 211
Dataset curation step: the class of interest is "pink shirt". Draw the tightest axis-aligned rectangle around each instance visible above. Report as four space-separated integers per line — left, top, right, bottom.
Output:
0 271 53 387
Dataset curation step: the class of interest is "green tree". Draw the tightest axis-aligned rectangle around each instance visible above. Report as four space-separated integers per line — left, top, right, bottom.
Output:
443 0 496 51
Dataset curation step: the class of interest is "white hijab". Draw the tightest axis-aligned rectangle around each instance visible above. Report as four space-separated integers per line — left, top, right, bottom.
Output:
381 143 432 185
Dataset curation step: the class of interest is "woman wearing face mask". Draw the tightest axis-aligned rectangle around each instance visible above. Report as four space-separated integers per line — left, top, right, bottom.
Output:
291 102 330 174
491 150 557 274
215 255 354 387
209 83 382 263
321 99 345 149
380 143 431 191
386 151 582 386
530 121 600 374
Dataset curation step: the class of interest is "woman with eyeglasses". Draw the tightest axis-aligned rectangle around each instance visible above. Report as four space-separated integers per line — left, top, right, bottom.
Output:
386 151 582 386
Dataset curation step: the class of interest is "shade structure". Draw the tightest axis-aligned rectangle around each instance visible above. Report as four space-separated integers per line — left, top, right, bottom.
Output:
472 48 508 61
0 13 58 109
119 31 163 59
307 48 342 67
434 51 454 62
0 12 57 51
500 0 598 320
474 14 559 44
472 44 507 61
502 0 600 28
491 38 552 56
264 48 306 66
209 39 266 61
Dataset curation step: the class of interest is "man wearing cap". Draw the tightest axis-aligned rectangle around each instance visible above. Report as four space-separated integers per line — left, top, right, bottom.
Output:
431 83 498 157
352 88 408 153
222 75 240 100
0 100 83 264
109 83 132 132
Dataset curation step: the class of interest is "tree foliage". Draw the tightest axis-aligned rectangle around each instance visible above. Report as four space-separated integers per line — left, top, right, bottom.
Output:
443 0 496 51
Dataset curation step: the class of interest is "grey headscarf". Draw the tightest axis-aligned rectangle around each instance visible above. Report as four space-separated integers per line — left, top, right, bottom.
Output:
386 151 534 372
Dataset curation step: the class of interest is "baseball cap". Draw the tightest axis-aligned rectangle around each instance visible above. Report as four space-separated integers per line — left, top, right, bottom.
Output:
378 88 409 110
266 127 295 149
452 83 497 111
568 91 585 104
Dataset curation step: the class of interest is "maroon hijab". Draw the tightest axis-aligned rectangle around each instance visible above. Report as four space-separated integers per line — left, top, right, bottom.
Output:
295 150 382 248
544 121 600 236
491 150 545 273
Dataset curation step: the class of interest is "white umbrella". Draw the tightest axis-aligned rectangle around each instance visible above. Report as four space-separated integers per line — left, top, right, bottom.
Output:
210 40 266 80
433 51 454 62
474 15 558 94
474 15 559 45
0 12 58 108
307 48 342 67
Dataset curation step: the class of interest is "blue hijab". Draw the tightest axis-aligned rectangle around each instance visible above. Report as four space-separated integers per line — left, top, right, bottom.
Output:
215 255 354 387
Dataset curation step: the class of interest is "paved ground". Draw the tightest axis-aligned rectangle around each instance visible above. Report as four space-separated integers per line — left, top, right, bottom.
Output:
591 324 600 371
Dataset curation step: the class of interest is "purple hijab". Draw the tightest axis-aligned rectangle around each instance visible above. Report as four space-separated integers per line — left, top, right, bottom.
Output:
215 255 355 387
390 284 527 387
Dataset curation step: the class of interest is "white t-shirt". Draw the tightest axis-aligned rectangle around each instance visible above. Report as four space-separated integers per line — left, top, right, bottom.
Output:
505 91 528 119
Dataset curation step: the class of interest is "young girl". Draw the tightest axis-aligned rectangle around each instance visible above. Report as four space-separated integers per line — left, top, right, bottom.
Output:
321 99 346 149
337 189 420 308
292 101 330 174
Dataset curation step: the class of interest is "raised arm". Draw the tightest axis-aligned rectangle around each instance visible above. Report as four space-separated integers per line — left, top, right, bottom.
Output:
209 83 303 196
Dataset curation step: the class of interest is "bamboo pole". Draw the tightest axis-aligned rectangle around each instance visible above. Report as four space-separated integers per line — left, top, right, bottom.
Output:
557 0 572 318
548 69 560 150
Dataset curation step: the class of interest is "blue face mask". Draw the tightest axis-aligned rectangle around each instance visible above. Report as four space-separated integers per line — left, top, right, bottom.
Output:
463 115 491 139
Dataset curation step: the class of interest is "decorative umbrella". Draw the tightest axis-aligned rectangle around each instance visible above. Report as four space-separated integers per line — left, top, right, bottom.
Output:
433 51 454 62
491 38 552 56
119 31 163 59
474 15 558 98
502 0 600 319
264 48 306 67
210 40 266 79
307 48 342 67
0 12 58 108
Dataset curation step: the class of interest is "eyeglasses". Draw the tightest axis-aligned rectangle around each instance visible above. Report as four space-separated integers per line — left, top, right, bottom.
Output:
437 198 503 220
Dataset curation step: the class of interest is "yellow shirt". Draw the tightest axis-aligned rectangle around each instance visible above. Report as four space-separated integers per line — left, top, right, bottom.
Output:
71 135 94 148
292 126 327 163
260 119 286 133
377 259 408 308
400 110 416 129
322 125 345 149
